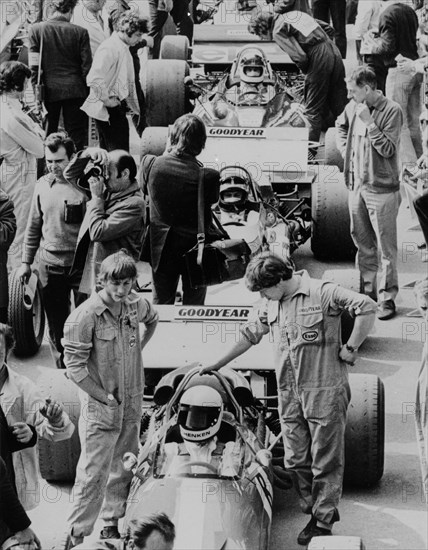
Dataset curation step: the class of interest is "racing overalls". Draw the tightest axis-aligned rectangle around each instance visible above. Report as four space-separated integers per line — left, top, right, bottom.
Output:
63 290 159 538
241 270 376 524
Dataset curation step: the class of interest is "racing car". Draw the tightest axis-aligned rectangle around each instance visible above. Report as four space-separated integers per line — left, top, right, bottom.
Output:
38 353 382 550
141 38 353 264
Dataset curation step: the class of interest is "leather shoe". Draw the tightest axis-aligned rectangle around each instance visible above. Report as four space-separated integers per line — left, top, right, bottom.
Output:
377 300 396 320
100 526 120 539
297 517 332 546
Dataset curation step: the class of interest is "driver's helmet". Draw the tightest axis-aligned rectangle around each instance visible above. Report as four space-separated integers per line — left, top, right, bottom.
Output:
238 48 265 85
178 386 224 442
219 168 251 211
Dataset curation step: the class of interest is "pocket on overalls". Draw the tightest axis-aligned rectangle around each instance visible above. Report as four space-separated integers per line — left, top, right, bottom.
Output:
95 325 117 366
292 313 324 347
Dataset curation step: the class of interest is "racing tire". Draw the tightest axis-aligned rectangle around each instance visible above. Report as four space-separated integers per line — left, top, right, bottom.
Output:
37 369 81 482
311 165 356 261
322 269 363 343
140 127 169 158
8 268 45 357
344 373 385 487
324 127 344 172
160 36 189 60
143 60 189 127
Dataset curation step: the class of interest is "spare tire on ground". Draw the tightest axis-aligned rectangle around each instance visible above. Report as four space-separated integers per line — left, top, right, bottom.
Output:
8 268 45 357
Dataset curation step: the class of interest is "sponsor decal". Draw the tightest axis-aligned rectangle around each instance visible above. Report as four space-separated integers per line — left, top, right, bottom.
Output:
248 463 273 520
302 330 318 342
297 305 322 315
208 127 265 137
175 306 250 321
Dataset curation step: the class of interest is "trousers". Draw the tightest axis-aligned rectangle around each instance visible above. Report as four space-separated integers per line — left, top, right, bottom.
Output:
349 187 401 302
68 392 142 537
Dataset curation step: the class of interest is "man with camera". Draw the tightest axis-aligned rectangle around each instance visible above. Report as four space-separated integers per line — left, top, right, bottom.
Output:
17 132 87 370
64 146 145 295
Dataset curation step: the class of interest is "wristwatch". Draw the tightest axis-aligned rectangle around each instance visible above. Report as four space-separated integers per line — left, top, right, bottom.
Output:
107 393 115 403
367 122 377 132
345 343 357 353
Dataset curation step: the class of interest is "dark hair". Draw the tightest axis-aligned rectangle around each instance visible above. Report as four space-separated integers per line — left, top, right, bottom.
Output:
50 0 79 13
0 324 15 360
110 150 137 181
116 12 149 36
348 66 377 90
245 252 294 292
44 131 76 159
98 249 137 283
248 11 273 37
0 61 31 94
126 513 175 547
167 114 207 156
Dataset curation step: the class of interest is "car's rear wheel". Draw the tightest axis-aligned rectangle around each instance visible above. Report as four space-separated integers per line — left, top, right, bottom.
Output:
8 268 45 357
345 373 385 487
143 60 189 126
38 369 81 482
140 127 169 159
324 127 344 172
322 269 364 343
311 165 356 261
160 36 189 60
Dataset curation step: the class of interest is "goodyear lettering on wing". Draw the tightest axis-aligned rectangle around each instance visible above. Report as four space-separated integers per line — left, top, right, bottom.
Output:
175 306 251 321
208 127 266 138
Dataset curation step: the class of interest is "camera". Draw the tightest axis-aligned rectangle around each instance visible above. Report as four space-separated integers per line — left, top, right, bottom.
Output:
86 163 104 179
78 162 108 198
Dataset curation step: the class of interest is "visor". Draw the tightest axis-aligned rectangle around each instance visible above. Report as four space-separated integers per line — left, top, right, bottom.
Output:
178 404 221 431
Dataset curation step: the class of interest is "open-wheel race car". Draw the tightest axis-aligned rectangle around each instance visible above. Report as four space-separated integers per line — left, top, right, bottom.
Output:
36 291 385 548
141 36 353 264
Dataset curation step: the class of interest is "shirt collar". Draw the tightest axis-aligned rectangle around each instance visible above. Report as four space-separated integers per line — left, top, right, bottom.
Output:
289 270 311 298
370 91 388 112
111 31 129 51
92 289 140 316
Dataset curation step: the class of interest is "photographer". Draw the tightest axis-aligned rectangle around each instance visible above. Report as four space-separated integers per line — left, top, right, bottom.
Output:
64 147 145 295
17 131 87 369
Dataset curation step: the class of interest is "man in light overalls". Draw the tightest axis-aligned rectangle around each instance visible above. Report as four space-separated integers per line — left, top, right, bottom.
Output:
201 252 376 545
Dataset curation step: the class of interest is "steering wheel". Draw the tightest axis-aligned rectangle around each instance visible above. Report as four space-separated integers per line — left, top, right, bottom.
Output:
175 460 218 474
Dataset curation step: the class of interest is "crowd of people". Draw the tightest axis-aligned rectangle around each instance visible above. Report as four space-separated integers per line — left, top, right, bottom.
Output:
0 0 428 548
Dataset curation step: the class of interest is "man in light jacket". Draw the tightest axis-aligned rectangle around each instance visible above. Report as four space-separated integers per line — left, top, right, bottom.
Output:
81 11 148 151
336 66 403 320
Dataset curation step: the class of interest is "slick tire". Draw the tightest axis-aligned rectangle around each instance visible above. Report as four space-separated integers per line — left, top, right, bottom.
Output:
322 269 364 343
324 127 344 172
37 369 81 482
8 268 45 357
345 373 385 487
143 60 189 126
160 36 189 60
140 127 169 158
311 166 356 261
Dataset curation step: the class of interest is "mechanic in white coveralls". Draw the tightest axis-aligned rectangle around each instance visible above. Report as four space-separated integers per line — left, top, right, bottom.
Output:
201 252 376 546
62 250 159 549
